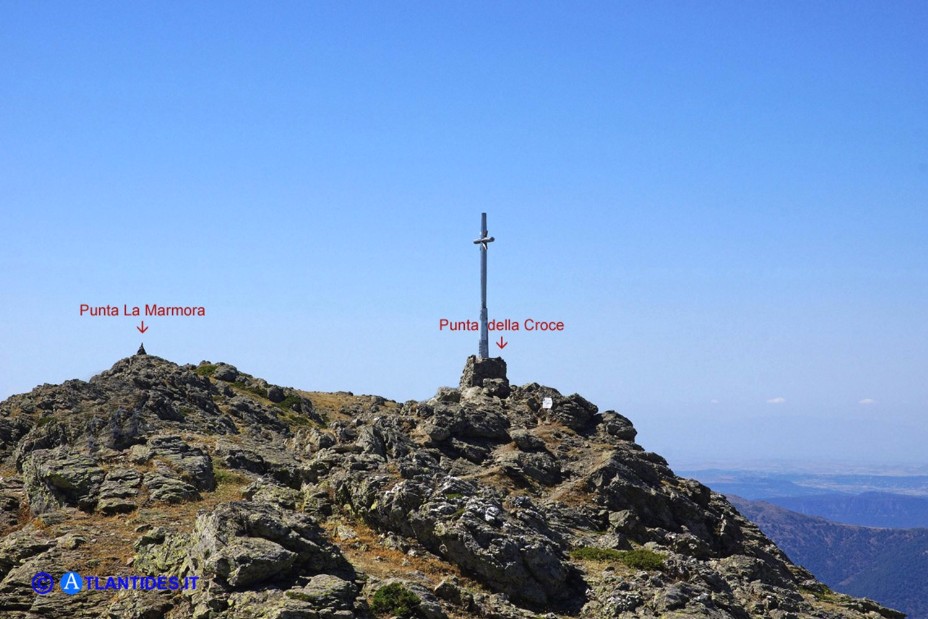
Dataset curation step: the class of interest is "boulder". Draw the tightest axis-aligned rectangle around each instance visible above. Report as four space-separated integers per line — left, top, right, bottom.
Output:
212 364 239 382
500 451 563 486
0 477 23 529
97 468 142 515
144 473 200 504
599 410 637 441
287 573 356 609
266 386 285 403
22 449 105 513
189 501 351 589
212 536 297 588
131 436 215 491
546 393 599 431
510 429 546 452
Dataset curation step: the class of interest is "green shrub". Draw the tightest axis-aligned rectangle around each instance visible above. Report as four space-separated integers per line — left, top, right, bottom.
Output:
276 394 302 410
370 583 420 617
569 547 624 561
195 364 217 377
801 583 840 603
213 467 248 486
281 412 313 427
570 546 665 571
233 381 267 399
620 548 665 570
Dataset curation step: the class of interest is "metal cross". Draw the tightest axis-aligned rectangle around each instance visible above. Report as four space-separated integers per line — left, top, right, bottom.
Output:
473 212 495 359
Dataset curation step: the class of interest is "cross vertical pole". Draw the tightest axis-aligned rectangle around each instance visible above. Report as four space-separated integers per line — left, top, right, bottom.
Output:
473 212 495 359
479 213 489 359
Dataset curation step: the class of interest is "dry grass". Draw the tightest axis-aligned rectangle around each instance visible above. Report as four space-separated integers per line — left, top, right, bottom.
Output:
0 465 20 477
298 390 399 421
456 464 510 486
228 382 275 405
322 518 462 585
33 509 138 574
325 517 578 619
130 470 249 531
532 421 574 442
545 478 595 506
4 453 252 578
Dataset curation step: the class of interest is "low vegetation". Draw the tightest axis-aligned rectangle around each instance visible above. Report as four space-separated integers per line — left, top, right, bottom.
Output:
232 381 267 399
276 394 302 410
213 466 248 487
570 546 665 571
195 364 217 377
370 582 421 617
280 411 313 427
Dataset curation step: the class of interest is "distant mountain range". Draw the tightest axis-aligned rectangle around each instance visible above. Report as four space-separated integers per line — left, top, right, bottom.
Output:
765 492 928 529
681 468 928 503
730 495 928 619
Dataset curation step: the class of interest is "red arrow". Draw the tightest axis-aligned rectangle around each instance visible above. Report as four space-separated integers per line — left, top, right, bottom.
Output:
496 336 508 350
136 321 149 334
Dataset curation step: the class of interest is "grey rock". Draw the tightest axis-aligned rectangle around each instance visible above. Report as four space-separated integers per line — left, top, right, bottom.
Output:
242 482 302 510
267 386 285 403
212 363 239 382
400 580 449 619
449 438 490 463
434 577 475 610
22 448 105 513
599 410 637 441
134 435 215 491
482 378 511 398
189 501 351 589
0 477 24 529
306 429 336 452
105 592 176 619
214 536 298 588
0 527 55 580
144 473 200 504
432 404 510 442
97 468 142 515
288 573 357 608
546 393 599 431
510 429 546 452
423 422 451 444
500 451 563 486
459 355 509 392
335 475 583 608
227 396 290 434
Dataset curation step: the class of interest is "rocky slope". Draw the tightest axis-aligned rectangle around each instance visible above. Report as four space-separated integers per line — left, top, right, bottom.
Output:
0 351 905 618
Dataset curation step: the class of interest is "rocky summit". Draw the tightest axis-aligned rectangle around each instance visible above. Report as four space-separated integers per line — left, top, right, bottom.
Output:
0 352 904 619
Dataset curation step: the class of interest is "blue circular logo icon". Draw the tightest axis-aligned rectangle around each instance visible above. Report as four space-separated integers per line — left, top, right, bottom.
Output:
60 571 83 595
31 572 54 595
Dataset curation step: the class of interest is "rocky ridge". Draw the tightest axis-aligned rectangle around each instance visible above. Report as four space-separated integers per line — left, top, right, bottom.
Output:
0 351 905 618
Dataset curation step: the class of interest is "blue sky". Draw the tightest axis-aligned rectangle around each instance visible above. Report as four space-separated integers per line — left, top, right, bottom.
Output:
2 2 926 468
